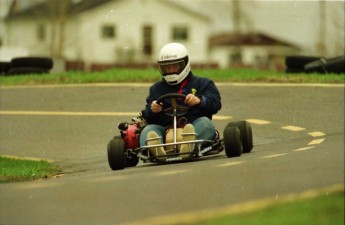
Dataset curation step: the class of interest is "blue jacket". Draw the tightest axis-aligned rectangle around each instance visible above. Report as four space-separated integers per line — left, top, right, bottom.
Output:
143 72 221 126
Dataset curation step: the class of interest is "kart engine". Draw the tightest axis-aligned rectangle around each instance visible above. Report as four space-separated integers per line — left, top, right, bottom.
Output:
118 115 147 150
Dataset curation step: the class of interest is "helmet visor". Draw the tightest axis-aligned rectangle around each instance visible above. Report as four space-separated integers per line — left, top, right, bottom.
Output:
159 60 186 76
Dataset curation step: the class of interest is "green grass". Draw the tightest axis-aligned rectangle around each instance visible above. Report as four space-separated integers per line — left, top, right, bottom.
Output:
183 190 344 225
0 156 61 183
0 68 344 85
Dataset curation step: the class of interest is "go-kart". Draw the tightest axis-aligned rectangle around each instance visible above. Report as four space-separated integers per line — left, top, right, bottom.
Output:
107 93 253 170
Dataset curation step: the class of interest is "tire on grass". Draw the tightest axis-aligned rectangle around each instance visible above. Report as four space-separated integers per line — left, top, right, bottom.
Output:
304 55 345 74
11 57 53 70
285 56 321 69
7 67 49 75
0 62 11 75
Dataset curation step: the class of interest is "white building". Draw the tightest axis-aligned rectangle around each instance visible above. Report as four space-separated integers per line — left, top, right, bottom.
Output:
3 0 211 70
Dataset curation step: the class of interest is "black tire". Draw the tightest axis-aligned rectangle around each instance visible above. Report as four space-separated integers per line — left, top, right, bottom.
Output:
8 67 49 75
223 126 243 157
0 62 11 75
11 57 53 69
285 67 304 74
226 121 253 153
285 56 321 69
304 56 345 74
126 155 139 167
107 136 126 170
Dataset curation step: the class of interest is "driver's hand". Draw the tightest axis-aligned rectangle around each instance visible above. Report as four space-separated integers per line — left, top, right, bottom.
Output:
185 94 201 106
151 100 162 113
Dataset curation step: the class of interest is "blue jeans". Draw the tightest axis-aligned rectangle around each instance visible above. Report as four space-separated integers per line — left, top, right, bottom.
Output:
139 117 215 146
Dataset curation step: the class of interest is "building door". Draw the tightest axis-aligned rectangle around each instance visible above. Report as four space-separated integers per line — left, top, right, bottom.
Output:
143 26 153 56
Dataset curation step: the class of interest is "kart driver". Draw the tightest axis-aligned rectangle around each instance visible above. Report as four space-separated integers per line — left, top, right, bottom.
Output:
140 42 222 158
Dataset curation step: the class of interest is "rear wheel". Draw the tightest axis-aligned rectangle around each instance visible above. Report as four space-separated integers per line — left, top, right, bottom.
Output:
107 136 126 170
226 121 253 153
223 126 243 157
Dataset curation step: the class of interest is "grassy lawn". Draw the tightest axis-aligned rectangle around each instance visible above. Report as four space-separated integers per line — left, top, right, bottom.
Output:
0 156 61 183
0 68 344 85
164 188 344 225
193 191 344 225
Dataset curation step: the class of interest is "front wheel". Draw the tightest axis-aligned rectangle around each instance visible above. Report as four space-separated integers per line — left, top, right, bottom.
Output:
223 126 243 157
107 136 126 170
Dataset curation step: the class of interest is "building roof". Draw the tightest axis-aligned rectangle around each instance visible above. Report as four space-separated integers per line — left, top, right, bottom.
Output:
209 32 299 48
6 0 113 19
6 0 210 21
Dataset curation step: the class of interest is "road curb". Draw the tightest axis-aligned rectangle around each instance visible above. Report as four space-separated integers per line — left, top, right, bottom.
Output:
0 82 344 89
0 154 54 163
121 184 344 225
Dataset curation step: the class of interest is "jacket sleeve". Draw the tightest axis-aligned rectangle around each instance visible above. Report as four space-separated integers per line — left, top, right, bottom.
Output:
195 79 222 116
142 85 170 126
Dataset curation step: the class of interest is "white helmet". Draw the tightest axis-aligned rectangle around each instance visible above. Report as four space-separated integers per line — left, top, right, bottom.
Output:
158 43 191 85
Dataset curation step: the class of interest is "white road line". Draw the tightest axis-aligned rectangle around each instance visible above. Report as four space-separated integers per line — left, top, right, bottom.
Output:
281 125 306 132
261 153 288 159
308 139 325 145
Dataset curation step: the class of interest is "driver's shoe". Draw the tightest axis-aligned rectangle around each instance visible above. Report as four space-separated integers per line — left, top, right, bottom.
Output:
146 131 166 159
179 124 197 158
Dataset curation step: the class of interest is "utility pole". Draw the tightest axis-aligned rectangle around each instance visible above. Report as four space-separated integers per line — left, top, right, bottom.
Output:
57 0 67 58
50 0 67 58
231 0 242 65
317 0 327 56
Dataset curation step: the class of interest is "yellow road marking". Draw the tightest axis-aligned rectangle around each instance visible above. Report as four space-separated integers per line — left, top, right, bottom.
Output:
0 110 230 120
261 153 288 159
155 170 188 176
308 131 326 137
213 115 232 120
86 175 128 183
308 139 325 145
0 110 138 116
246 119 271 125
293 146 315 152
281 125 306 131
216 161 245 167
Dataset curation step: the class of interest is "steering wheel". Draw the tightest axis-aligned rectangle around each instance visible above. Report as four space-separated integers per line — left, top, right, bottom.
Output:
156 93 190 117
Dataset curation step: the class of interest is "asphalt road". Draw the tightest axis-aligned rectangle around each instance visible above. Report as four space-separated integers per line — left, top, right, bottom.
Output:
0 83 344 225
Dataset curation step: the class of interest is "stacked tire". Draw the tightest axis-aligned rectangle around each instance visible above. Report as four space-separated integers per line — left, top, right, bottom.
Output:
0 62 11 75
0 57 53 76
285 55 344 74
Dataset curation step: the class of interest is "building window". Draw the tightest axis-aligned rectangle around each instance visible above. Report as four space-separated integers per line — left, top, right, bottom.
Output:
37 24 46 41
101 25 116 39
143 26 153 56
172 26 188 41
